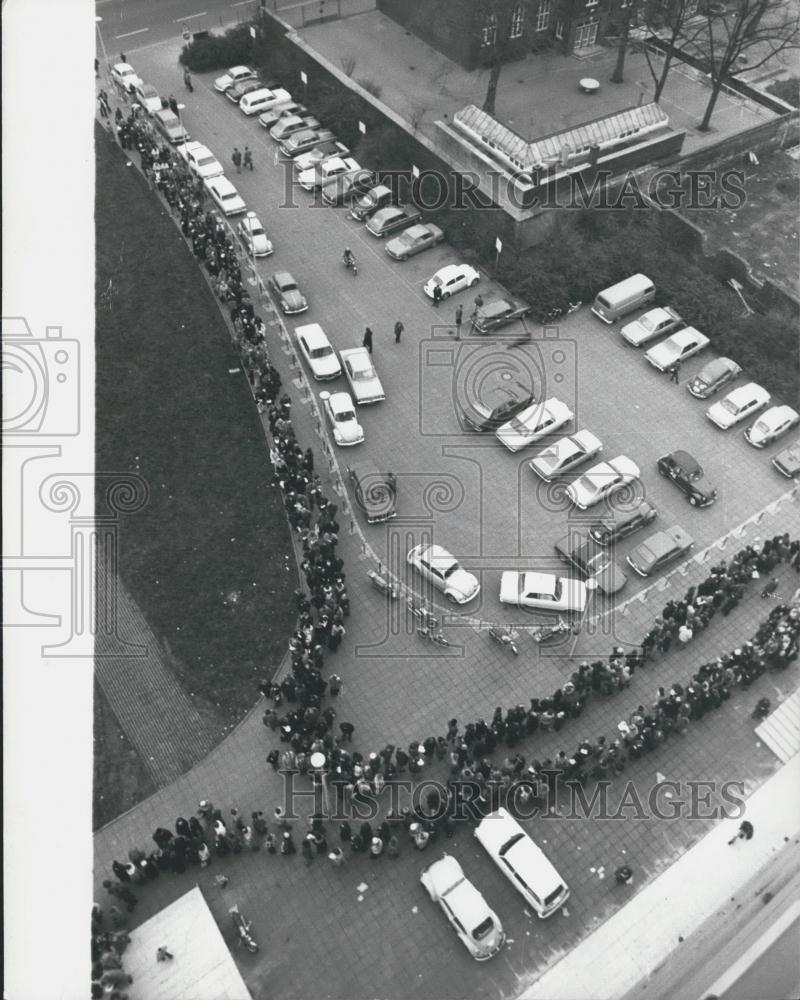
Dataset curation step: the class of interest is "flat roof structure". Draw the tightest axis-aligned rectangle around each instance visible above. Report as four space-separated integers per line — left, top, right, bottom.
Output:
124 885 253 1000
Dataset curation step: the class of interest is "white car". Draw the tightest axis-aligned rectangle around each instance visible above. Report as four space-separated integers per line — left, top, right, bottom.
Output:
474 808 569 918
644 327 710 372
294 323 341 381
292 141 350 175
111 63 143 91
423 264 480 301
620 307 683 347
499 571 587 613
246 86 291 113
320 391 364 447
744 405 800 448
269 115 320 142
528 430 603 482
177 141 223 180
204 176 246 216
566 455 641 509
297 156 360 192
213 65 257 93
407 543 480 604
495 398 573 453
419 854 505 962
132 82 162 114
339 347 385 404
237 212 273 257
706 382 771 429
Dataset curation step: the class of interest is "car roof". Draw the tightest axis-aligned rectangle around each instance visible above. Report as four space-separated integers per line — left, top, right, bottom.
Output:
697 356 735 377
296 323 329 346
481 299 513 317
666 450 701 476
763 404 798 421
328 392 353 410
421 544 456 567
349 461 384 481
402 224 430 239
669 326 704 344
273 270 294 284
341 346 371 365
476 809 563 894
636 530 677 559
519 572 558 595
609 455 639 477
727 382 767 402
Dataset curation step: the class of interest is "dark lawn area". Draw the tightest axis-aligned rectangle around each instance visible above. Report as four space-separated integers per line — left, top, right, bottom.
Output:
95 126 295 727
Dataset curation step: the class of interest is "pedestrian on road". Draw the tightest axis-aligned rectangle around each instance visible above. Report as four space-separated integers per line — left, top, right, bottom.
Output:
669 362 681 384
95 58 100 78
328 847 346 866
156 947 174 962
168 95 179 115
232 148 242 173
362 327 373 353
183 69 193 92
455 304 463 339
432 284 442 307
120 52 127 63
394 320 404 343
243 146 253 170
728 820 754 845
615 865 634 885
329 673 342 696
339 720 355 742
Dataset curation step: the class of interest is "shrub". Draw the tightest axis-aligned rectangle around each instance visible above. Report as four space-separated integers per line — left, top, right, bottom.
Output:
766 76 800 108
179 24 252 72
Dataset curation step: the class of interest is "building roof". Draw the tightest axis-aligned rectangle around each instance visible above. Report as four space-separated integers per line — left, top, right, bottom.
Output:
124 885 253 1000
453 102 669 171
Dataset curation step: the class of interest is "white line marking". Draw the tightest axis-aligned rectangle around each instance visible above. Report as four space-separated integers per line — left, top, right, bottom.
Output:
175 11 207 21
232 1 254 6
115 27 150 38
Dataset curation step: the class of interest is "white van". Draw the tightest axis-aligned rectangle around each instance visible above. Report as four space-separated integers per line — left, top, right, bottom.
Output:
474 808 569 918
591 273 655 324
240 88 286 116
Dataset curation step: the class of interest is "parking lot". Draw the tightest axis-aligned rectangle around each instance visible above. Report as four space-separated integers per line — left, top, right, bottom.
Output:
129 43 792 630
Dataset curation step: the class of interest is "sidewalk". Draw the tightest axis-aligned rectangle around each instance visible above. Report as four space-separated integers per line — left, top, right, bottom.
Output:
519 753 800 1000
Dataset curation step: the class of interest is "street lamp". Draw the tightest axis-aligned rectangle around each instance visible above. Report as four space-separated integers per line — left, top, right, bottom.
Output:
309 751 330 815
569 577 598 660
95 16 110 78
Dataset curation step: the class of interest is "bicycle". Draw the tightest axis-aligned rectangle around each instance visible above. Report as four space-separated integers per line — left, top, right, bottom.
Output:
417 626 451 646
407 598 439 631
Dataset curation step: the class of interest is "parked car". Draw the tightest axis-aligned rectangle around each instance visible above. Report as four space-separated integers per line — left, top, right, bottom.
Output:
292 140 350 174
320 391 364 447
268 271 308 315
588 500 657 546
349 185 395 222
294 323 341 381
214 65 257 93
495 398 573 453
270 114 320 142
237 212 273 256
772 440 800 478
243 86 291 114
385 223 445 260
626 526 694 577
656 451 718 507
259 102 309 130
204 176 245 216
419 854 505 961
111 62 142 92
347 464 397 523
744 405 800 448
566 456 641 510
686 356 742 399
407 543 480 604
339 347 385 404
554 533 628 595
474 808 569 919
177 141 223 180
366 205 422 237
132 82 162 114
528 430 603 482
472 296 531 334
153 108 189 144
297 156 360 191
423 264 480 301
320 169 377 206
499 571 587 613
459 380 535 432
280 127 336 158
644 327 710 372
226 78 272 104
706 382 770 429
620 307 684 347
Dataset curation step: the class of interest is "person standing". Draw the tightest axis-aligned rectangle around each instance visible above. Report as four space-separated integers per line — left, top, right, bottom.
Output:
232 148 242 173
183 69 193 92
669 362 681 384
455 304 463 340
394 320 404 344
432 284 442 307
156 946 174 961
243 146 253 170
362 327 373 353
168 95 179 115
95 58 100 78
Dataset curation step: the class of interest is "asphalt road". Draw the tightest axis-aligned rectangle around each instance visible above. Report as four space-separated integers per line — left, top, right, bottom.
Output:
95 0 256 51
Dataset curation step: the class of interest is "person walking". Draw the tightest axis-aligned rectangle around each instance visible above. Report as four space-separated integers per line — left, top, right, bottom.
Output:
156 946 174 962
168 95 179 115
727 820 754 845
232 148 242 174
432 284 442 308
328 847 346 866
394 320 404 344
362 327 373 353
243 146 253 170
339 721 355 742
95 58 100 78
669 362 681 384
183 69 193 92
455 304 463 340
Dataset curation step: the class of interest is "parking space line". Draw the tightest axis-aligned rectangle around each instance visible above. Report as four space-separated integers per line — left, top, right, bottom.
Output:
175 11 207 20
115 27 150 38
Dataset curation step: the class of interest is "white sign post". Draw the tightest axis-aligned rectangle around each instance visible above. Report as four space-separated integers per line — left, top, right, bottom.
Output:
358 120 366 135
495 236 503 268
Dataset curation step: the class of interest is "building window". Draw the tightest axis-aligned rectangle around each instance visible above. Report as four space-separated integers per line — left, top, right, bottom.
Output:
510 5 524 37
575 19 599 46
481 12 497 46
536 0 551 31
555 18 564 38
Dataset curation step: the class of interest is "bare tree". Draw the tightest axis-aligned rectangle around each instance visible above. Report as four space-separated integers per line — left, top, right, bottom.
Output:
640 0 702 102
684 0 800 131
610 0 644 84
479 0 521 115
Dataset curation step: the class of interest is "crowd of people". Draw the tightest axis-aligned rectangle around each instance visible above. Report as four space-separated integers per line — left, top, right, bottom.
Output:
91 903 133 999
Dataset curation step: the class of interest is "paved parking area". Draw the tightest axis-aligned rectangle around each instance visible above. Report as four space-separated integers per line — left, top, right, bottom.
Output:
97 41 800 1000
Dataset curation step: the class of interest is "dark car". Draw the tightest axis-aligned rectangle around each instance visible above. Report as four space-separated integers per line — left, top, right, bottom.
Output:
772 440 800 479
472 296 531 334
588 500 657 546
656 451 718 507
365 204 422 237
686 356 742 399
554 533 628 595
348 463 397 523
321 170 377 206
459 380 535 432
627 526 694 577
268 271 308 315
226 78 277 103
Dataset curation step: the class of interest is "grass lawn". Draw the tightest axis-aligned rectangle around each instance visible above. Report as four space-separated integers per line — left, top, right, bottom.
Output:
95 126 296 808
